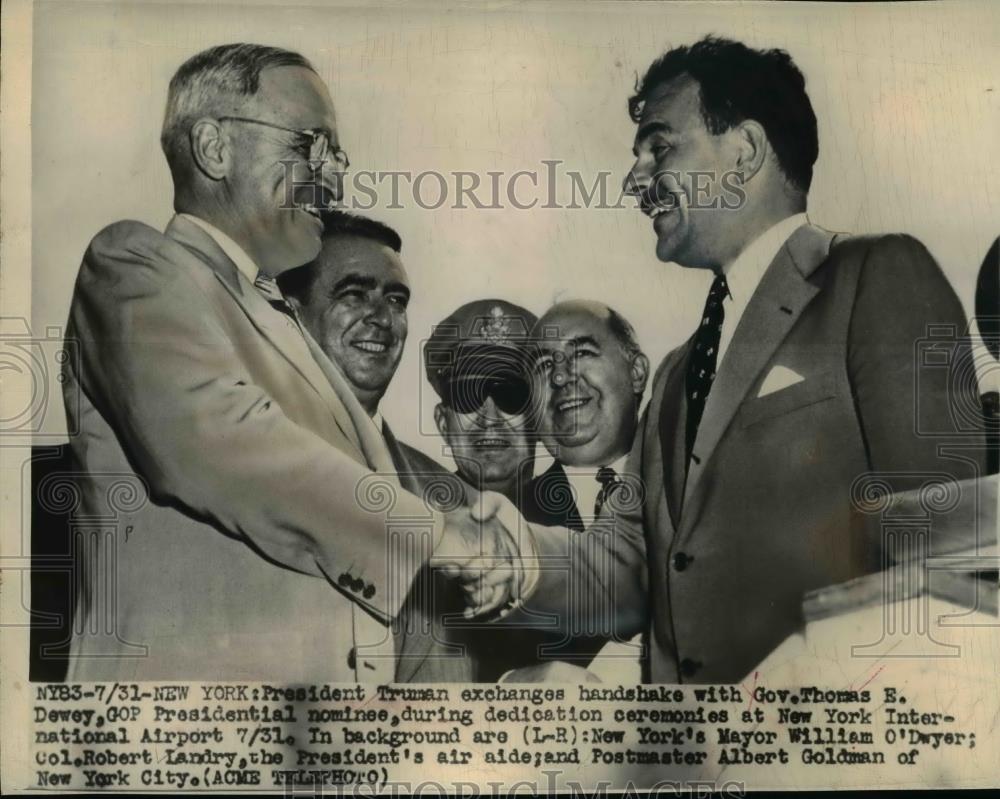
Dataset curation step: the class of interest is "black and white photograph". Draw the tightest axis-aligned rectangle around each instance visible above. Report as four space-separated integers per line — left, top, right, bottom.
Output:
1 0 998 793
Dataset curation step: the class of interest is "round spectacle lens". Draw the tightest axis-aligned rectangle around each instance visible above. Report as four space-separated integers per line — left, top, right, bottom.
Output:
309 133 349 170
309 133 328 166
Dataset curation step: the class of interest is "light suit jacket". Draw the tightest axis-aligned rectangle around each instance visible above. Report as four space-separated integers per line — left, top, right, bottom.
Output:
62 215 440 682
526 226 986 683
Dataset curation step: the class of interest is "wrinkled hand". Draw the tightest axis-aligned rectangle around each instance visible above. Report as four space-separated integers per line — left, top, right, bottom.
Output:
430 492 524 618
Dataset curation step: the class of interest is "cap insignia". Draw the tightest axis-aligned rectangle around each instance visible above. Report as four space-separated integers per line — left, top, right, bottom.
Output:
479 305 511 343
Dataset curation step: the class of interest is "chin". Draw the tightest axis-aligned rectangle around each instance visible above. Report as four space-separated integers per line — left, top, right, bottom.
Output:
656 237 683 265
287 222 323 265
299 235 323 264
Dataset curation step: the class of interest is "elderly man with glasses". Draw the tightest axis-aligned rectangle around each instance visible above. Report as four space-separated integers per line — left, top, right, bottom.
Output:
62 43 514 683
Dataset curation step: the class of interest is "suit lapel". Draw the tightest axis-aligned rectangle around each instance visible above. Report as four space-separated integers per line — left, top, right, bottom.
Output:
647 344 689 537
164 215 366 455
382 425 458 684
384 427 428 683
381 423 421 494
298 331 397 475
552 462 584 531
659 344 692 527
683 224 836 506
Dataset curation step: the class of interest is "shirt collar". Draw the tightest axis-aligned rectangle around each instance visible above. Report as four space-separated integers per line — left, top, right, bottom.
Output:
564 452 630 481
179 213 261 284
723 212 809 302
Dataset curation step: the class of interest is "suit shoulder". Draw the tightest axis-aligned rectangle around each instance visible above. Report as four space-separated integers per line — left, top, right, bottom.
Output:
839 233 966 330
79 219 205 293
827 232 958 303
84 219 199 274
834 232 940 277
86 219 170 261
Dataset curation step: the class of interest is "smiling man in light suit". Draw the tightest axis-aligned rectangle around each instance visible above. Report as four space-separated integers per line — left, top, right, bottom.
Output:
62 43 510 682
518 36 986 683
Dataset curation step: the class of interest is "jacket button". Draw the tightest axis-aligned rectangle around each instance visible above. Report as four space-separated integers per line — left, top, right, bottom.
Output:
363 584 375 599
338 572 351 588
673 552 693 572
351 577 365 593
347 647 357 671
680 657 701 678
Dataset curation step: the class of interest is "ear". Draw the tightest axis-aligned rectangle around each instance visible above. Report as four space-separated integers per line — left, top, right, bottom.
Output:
189 117 230 180
433 403 448 437
732 119 769 184
630 352 650 397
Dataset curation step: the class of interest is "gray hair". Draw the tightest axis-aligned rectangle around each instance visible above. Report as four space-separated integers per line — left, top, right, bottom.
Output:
160 43 314 179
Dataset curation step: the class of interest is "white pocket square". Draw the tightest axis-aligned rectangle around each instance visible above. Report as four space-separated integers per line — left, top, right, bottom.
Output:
757 365 805 398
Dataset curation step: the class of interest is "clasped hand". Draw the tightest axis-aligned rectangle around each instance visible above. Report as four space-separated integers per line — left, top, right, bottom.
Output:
430 491 524 618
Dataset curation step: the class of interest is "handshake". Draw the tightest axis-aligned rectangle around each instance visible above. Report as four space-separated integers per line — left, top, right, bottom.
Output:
430 492 529 619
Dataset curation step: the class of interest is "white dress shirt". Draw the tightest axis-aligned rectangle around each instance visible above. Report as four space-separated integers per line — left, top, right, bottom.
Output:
562 453 630 523
717 212 809 368
563 454 643 684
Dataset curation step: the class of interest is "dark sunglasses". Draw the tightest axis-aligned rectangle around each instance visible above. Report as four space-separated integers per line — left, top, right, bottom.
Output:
444 376 532 416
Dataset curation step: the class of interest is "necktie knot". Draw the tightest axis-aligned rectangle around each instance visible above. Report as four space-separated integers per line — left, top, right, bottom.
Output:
596 466 619 488
709 272 730 300
594 466 621 516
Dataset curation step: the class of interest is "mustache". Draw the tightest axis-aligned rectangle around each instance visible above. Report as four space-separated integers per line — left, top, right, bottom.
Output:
637 182 679 212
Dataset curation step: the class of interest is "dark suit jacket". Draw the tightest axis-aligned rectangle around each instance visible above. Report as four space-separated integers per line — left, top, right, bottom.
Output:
381 425 479 683
388 451 604 681
527 226 987 683
521 461 586 531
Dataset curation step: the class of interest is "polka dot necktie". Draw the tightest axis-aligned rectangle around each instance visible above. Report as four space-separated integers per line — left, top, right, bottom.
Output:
685 272 730 460
594 466 622 516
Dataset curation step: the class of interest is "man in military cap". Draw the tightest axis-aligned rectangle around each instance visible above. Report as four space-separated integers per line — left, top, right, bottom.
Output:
425 300 542 513
425 299 608 680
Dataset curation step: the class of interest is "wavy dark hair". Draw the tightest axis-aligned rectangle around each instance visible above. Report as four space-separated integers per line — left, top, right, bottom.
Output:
629 36 818 193
276 211 402 301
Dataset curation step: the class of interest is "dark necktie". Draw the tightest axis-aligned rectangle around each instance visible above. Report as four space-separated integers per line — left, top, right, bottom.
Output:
685 272 729 460
594 466 622 516
254 272 298 319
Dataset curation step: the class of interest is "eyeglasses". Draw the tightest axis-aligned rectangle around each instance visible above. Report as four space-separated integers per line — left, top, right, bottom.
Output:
218 116 350 170
445 376 533 416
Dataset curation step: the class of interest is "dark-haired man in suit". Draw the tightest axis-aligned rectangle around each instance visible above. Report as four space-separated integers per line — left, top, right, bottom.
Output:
278 212 491 682
519 36 986 683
